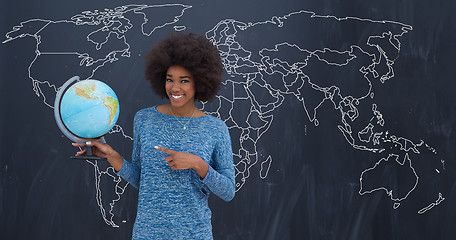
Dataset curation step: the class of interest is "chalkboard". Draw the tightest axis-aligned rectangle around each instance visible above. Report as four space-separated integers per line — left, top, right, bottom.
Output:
1 0 456 239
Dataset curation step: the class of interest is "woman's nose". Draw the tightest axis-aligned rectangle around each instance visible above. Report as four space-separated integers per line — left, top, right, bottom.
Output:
170 82 181 91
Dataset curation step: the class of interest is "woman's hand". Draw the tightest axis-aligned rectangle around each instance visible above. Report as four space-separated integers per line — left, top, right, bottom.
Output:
72 141 123 172
155 146 209 179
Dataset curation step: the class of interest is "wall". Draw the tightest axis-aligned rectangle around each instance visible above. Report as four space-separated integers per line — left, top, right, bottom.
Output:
1 0 455 239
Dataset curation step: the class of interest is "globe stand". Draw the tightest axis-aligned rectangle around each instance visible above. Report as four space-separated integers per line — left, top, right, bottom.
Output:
71 145 107 161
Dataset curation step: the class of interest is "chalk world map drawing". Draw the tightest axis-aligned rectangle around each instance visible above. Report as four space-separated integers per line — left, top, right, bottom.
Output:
2 3 445 227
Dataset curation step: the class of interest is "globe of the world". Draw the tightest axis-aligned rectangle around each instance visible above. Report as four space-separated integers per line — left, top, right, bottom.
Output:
59 79 120 139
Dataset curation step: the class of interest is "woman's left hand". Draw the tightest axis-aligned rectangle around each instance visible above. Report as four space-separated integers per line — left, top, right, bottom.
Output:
155 146 209 178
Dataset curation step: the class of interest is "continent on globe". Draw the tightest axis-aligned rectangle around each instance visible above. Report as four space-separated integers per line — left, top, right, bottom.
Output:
103 96 119 126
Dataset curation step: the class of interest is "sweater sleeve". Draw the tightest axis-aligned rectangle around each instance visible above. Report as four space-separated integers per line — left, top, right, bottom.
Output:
117 112 141 189
201 123 235 201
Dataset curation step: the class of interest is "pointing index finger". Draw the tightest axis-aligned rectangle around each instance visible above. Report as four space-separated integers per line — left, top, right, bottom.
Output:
155 146 175 155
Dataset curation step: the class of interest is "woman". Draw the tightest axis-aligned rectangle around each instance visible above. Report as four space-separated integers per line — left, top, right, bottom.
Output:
73 32 235 239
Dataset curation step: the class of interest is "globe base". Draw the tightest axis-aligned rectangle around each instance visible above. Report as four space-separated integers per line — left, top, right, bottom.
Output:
71 155 107 161
70 145 107 161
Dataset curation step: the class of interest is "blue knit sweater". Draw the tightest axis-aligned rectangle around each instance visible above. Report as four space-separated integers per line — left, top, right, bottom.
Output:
118 106 235 239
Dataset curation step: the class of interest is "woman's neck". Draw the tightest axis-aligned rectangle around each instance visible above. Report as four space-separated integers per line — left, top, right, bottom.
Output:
168 103 196 117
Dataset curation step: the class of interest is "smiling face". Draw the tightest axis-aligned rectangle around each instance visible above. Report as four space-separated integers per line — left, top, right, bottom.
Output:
165 65 196 112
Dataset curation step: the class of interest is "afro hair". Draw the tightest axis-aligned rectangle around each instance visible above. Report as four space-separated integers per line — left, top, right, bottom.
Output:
144 32 224 102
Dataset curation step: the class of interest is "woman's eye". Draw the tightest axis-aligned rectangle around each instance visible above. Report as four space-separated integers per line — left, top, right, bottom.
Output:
181 80 190 84
166 78 173 82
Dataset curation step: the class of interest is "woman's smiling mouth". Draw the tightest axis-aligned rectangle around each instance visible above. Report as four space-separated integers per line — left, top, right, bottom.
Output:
172 94 183 99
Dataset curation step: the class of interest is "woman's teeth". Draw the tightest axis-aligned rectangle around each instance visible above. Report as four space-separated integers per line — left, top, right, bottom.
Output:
172 95 183 99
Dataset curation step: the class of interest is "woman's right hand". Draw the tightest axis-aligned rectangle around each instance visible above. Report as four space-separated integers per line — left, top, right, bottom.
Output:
72 141 123 172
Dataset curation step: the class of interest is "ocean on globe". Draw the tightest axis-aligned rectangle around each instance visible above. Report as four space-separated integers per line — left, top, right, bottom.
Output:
60 79 119 139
